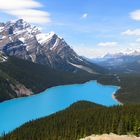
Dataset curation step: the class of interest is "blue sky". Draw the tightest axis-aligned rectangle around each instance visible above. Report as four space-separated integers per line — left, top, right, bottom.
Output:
0 0 140 57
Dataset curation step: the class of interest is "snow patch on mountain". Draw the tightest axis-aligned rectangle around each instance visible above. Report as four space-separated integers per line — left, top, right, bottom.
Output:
0 19 105 74
0 27 4 32
36 32 56 45
103 48 140 59
0 52 8 62
19 37 25 43
68 62 97 74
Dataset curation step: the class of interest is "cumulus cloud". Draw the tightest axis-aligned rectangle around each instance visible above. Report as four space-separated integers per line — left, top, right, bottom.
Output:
130 10 140 21
0 0 51 24
122 29 140 36
73 46 123 58
74 47 105 58
81 13 88 19
97 42 118 47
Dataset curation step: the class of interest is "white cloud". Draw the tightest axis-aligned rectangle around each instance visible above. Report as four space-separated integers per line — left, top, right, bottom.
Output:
128 42 140 49
122 29 140 36
130 10 140 21
73 46 123 58
81 13 88 19
0 0 42 10
136 38 140 42
0 0 51 24
74 47 105 58
97 42 118 47
73 41 140 58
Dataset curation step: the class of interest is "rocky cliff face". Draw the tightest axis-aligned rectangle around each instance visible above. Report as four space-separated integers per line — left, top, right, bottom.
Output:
0 19 105 74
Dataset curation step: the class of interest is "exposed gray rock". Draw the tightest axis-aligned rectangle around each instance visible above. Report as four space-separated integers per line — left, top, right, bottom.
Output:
0 19 104 74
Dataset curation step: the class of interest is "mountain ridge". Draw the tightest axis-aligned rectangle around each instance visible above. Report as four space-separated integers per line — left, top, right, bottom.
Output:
0 55 102 102
0 19 106 74
89 50 140 73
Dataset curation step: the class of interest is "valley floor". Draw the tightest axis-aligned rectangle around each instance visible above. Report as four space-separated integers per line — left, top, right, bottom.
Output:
80 134 140 140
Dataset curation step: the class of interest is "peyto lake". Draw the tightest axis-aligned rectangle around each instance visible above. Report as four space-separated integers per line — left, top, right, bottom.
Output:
0 80 119 135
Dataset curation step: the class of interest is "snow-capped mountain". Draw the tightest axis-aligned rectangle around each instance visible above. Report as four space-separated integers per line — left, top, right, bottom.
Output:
103 49 140 58
0 19 105 74
90 49 140 73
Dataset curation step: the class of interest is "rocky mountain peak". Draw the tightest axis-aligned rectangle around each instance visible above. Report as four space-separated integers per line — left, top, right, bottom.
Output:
36 31 58 45
6 19 31 30
103 48 140 59
0 19 105 74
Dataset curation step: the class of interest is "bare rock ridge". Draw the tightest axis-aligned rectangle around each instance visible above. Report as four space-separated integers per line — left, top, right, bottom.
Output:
0 19 105 74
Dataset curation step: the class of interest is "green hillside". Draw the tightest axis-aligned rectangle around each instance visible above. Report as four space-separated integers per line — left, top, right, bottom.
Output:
1 101 140 140
97 73 140 104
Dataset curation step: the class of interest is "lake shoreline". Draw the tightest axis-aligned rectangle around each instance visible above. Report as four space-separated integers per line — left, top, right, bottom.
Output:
0 80 120 135
112 93 123 105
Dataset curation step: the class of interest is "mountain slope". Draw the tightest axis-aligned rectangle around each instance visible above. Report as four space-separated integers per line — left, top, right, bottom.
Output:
0 55 101 102
112 60 140 73
90 50 140 73
0 19 106 74
0 52 140 104
0 53 33 102
0 52 7 62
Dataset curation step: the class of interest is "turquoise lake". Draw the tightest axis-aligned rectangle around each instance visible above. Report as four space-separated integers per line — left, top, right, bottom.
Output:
0 80 119 135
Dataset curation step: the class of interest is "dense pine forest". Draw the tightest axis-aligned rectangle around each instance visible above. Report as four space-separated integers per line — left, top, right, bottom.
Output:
97 73 140 104
1 101 140 140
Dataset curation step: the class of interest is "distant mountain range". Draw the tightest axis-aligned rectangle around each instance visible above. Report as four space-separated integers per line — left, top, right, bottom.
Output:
0 19 105 74
89 50 140 73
